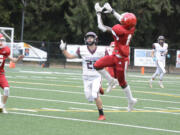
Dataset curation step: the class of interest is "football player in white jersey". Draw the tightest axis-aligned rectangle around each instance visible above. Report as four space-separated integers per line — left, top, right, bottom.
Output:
60 32 116 120
149 36 168 88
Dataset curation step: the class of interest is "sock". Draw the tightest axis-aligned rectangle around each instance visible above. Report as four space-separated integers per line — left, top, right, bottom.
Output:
98 109 104 116
123 85 133 102
98 69 113 83
150 78 153 82
159 73 164 80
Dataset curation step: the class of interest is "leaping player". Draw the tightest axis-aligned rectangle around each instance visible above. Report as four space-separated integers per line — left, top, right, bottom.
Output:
94 2 137 112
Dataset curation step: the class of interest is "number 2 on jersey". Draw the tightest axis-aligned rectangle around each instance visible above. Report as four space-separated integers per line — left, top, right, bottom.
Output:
86 60 95 69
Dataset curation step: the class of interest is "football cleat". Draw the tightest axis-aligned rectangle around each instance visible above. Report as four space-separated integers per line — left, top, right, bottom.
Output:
106 79 118 93
159 81 164 88
160 84 164 88
149 81 152 88
127 98 137 112
0 107 8 114
98 115 106 120
0 108 2 113
99 87 104 95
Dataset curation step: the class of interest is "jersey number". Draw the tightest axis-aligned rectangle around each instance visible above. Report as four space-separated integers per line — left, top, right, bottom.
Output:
126 34 132 46
0 55 3 66
86 60 95 69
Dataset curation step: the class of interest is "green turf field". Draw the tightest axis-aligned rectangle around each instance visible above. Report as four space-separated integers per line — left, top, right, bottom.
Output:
1 65 180 135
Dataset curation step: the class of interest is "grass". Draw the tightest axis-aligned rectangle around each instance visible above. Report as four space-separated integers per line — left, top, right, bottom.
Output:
0 65 180 135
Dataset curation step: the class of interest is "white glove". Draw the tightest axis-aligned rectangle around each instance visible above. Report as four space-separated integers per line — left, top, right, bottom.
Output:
103 2 113 13
94 2 104 13
59 40 67 51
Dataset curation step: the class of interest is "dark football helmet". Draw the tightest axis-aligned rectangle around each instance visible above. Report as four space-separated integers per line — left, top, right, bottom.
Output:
157 35 165 45
84 32 98 46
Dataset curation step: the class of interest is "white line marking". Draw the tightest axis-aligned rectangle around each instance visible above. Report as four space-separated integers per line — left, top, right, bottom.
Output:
69 107 94 111
144 107 180 115
41 108 66 112
10 108 37 112
19 70 81 76
11 86 180 104
9 111 180 134
10 95 122 109
167 107 180 110
145 107 166 110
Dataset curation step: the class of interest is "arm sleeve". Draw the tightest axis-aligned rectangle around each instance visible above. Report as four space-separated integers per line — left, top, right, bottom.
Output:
112 10 122 22
75 47 81 58
152 43 155 50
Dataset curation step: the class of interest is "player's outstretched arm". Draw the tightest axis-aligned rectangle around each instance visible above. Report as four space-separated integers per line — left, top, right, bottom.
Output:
59 40 77 59
103 2 123 22
8 55 24 63
94 2 111 33
96 12 112 33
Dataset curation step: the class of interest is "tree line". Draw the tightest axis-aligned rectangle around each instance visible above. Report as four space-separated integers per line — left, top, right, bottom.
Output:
0 0 180 49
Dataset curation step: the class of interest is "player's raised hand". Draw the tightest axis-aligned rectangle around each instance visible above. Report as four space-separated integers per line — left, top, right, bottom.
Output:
59 40 67 51
103 2 113 13
18 55 24 60
94 2 104 13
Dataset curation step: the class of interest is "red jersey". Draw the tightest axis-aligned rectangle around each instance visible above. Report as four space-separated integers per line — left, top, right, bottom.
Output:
0 46 10 73
112 24 135 57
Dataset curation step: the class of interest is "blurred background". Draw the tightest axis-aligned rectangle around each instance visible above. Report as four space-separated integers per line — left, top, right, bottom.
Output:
0 0 180 73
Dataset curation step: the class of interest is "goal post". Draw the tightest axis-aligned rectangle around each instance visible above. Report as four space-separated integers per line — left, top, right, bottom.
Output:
0 27 14 57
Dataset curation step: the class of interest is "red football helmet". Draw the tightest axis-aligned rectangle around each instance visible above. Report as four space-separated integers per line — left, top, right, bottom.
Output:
0 33 5 41
120 13 137 29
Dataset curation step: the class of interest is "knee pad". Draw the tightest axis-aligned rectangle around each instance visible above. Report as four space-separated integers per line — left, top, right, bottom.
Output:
4 87 10 96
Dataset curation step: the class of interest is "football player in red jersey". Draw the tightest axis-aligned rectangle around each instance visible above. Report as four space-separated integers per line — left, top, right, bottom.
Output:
0 33 24 113
94 3 137 112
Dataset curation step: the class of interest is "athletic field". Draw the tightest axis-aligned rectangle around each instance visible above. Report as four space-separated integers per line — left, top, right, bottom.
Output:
1 65 180 135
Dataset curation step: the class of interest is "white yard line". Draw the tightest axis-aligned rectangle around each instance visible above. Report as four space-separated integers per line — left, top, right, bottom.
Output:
11 86 180 104
167 107 180 110
128 74 180 80
9 95 180 115
10 95 124 109
9 111 180 134
69 107 94 111
144 107 180 115
19 70 82 76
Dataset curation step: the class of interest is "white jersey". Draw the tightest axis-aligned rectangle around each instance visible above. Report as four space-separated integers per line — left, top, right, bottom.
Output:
153 43 168 61
76 46 107 76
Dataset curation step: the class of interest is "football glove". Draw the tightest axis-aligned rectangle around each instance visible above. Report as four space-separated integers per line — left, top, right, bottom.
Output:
59 40 67 51
103 2 113 14
153 57 157 62
94 3 104 13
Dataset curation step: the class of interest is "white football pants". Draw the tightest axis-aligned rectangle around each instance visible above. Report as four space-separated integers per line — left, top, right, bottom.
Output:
83 75 102 102
152 60 166 80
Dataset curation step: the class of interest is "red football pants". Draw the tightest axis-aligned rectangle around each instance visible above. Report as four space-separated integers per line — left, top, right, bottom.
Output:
0 73 9 89
94 55 129 87
106 67 116 78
